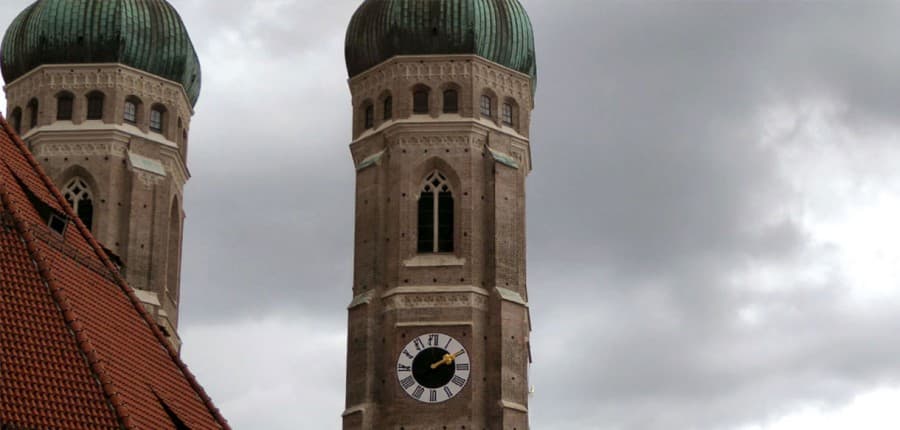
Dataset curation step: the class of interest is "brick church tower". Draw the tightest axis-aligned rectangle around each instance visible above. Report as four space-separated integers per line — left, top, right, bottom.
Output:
342 1 537 428
1 0 201 350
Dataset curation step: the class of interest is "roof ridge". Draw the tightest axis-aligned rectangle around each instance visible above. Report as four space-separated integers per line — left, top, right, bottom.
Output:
0 114 230 429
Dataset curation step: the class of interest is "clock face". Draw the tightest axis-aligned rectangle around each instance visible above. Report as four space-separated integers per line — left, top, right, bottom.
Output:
396 333 470 404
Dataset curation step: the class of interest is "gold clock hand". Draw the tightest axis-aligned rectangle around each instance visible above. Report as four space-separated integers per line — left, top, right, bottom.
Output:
430 354 454 369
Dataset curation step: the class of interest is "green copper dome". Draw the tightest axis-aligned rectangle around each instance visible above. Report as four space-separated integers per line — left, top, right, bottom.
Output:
1 0 201 105
345 0 536 83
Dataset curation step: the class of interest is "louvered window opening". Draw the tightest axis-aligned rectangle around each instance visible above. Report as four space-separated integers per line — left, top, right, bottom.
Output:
87 92 104 120
414 90 429 114
418 171 454 253
443 89 459 113
57 94 74 120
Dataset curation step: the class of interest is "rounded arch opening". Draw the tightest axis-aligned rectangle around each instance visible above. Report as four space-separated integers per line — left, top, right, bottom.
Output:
124 95 143 124
86 90 105 120
26 98 39 129
166 197 182 303
412 84 432 114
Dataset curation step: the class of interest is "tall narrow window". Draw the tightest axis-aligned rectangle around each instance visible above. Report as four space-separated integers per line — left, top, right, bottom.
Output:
166 200 182 302
57 92 74 120
86 91 104 120
63 178 94 231
150 106 165 132
413 88 429 114
480 95 492 117
27 98 38 128
502 103 514 126
10 107 22 134
364 103 374 129
124 99 137 123
383 96 393 120
443 89 459 113
418 171 454 253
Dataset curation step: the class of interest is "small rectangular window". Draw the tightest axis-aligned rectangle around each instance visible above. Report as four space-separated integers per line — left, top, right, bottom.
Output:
384 97 393 120
150 109 163 132
124 102 137 123
87 95 104 120
414 90 429 114
480 95 492 117
364 104 374 129
502 103 513 125
57 97 73 120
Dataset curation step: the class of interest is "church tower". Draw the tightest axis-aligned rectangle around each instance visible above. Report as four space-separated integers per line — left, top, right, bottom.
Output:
1 0 201 351
342 1 537 428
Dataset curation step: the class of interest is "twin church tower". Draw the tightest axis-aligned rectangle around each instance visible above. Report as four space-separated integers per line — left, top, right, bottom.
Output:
1 0 537 428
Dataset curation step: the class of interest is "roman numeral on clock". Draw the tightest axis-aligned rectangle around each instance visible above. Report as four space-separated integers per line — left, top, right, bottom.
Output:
413 338 425 351
402 349 414 359
452 375 466 387
456 363 469 371
444 386 453 398
400 376 415 389
397 364 411 372
428 334 440 346
430 389 438 402
413 385 425 399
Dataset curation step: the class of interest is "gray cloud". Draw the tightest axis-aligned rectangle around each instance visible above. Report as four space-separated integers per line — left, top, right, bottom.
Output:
4 1 900 429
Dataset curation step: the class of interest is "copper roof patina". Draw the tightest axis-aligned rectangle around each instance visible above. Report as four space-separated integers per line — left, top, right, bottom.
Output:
345 0 536 83
1 0 202 105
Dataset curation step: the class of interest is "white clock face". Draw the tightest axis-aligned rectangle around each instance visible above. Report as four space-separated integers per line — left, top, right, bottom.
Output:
396 333 471 404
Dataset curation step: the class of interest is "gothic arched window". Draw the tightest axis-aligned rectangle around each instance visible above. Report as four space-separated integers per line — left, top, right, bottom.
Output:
443 89 459 113
10 107 22 134
57 92 74 120
63 178 94 231
418 171 454 253
383 96 393 120
27 98 39 129
413 87 430 114
86 91 105 120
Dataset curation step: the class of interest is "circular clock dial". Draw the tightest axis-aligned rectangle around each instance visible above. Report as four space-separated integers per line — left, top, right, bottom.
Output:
396 333 470 403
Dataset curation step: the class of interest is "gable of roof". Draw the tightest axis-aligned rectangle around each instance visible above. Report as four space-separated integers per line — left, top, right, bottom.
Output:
0 115 229 430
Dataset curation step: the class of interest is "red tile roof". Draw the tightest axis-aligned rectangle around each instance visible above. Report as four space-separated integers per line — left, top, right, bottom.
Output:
0 115 229 430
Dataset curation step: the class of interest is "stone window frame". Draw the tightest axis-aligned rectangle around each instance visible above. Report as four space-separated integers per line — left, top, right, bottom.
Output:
502 97 519 129
480 94 493 118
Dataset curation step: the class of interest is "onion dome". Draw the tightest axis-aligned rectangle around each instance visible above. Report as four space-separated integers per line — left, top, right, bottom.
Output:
345 0 536 83
1 0 202 105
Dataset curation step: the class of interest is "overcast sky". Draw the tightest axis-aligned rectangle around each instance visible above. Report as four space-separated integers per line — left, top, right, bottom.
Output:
5 0 900 429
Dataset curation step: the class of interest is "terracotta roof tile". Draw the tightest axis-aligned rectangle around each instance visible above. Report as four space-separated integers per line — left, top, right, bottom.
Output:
0 115 229 429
